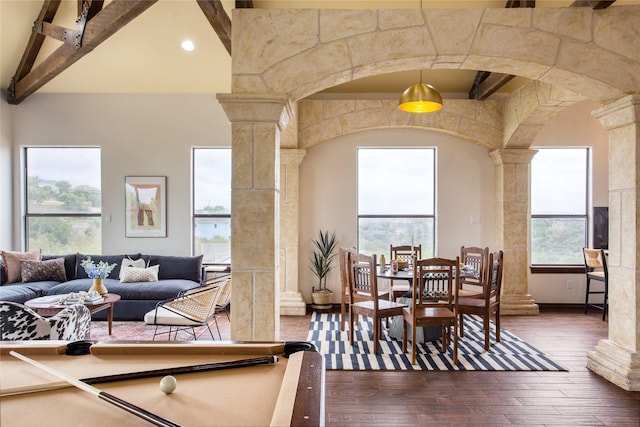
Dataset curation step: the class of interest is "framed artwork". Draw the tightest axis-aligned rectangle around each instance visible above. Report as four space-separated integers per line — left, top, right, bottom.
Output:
125 176 166 237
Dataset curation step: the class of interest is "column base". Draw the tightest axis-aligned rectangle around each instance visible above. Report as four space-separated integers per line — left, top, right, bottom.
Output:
500 294 540 315
587 339 640 391
280 291 307 316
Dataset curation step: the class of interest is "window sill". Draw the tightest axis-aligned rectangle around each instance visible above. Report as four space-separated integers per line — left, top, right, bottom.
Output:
530 265 584 274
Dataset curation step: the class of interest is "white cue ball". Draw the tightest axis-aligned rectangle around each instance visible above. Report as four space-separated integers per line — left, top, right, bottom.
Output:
160 375 177 394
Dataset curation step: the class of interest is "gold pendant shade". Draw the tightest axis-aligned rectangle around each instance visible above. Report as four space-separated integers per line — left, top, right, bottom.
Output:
398 82 443 113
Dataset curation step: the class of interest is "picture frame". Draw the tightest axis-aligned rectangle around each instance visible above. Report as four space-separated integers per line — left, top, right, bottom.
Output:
125 176 166 237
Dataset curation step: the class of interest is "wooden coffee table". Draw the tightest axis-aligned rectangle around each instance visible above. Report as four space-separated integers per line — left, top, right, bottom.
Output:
25 293 121 335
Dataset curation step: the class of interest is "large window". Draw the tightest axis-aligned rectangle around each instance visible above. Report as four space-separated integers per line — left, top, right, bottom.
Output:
530 148 588 265
357 148 435 258
193 148 231 264
25 147 102 254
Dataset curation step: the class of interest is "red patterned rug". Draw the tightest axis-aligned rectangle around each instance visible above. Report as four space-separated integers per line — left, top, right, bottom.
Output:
90 319 224 342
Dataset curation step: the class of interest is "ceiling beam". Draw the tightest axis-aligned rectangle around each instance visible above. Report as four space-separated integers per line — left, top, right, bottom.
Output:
570 1 616 9
12 0 61 84
8 0 157 105
196 0 232 55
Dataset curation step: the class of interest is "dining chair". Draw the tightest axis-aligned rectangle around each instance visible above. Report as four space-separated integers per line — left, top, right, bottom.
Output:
458 246 489 298
458 250 504 350
339 247 357 331
144 277 229 340
349 253 406 354
402 257 460 365
389 244 422 301
583 247 608 321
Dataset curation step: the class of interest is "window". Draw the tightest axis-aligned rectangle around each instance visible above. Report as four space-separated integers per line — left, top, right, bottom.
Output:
193 148 231 264
357 148 435 258
530 148 588 265
25 147 102 254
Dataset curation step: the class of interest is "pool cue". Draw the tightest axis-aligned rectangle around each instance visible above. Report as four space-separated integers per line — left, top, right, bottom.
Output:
1 355 279 396
9 351 182 427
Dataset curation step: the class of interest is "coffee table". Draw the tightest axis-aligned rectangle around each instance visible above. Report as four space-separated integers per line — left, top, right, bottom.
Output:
25 293 121 335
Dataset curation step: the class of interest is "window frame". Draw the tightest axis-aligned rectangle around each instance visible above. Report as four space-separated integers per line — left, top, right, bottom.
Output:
23 146 102 253
192 147 232 266
356 147 436 258
529 147 590 269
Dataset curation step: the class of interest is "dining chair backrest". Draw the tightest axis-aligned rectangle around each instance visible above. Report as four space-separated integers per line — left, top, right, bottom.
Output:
460 246 489 285
349 252 380 310
412 257 460 309
390 244 422 265
485 250 504 302
583 248 604 272
339 247 357 295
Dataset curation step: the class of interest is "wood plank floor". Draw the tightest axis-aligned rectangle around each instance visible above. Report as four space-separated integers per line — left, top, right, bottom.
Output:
276 306 640 427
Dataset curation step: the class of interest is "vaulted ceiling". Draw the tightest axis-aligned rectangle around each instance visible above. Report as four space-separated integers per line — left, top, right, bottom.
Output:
1 0 633 105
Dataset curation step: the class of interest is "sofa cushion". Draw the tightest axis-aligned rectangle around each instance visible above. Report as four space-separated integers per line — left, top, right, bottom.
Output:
120 265 159 283
75 253 142 279
147 255 203 282
47 278 199 300
43 254 77 281
0 283 40 303
1 249 42 284
21 258 67 283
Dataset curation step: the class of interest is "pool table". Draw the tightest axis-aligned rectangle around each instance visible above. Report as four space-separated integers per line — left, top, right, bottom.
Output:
0 341 324 426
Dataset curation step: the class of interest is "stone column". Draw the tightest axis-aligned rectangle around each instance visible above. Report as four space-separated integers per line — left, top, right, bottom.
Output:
279 149 307 315
489 148 540 315
216 94 292 341
588 95 640 391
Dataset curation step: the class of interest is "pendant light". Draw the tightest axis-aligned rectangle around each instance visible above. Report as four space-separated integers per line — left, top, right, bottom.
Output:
398 70 443 113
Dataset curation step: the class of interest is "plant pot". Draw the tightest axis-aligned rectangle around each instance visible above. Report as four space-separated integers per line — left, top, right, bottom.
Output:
311 289 333 312
89 278 108 295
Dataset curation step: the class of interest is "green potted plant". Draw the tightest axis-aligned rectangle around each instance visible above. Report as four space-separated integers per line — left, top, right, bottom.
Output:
310 229 338 312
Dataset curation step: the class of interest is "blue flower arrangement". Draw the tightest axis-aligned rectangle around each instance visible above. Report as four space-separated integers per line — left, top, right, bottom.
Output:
80 257 117 279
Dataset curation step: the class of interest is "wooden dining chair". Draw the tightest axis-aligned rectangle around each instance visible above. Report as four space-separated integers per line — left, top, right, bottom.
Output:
389 244 422 301
458 250 504 350
402 257 460 364
349 253 406 354
458 246 489 298
339 247 357 331
583 247 609 321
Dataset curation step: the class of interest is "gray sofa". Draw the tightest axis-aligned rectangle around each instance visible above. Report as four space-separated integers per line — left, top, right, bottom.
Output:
0 253 203 321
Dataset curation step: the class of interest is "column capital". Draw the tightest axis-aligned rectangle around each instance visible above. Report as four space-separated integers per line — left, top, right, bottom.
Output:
280 148 306 167
216 93 293 131
489 148 538 166
593 95 640 131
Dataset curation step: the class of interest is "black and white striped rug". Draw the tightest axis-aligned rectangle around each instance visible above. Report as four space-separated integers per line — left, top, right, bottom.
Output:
306 312 567 371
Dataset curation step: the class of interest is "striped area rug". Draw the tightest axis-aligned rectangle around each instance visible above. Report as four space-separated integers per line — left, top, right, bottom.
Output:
306 312 567 371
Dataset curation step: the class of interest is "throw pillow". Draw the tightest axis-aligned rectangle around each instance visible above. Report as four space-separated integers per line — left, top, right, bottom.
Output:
1 249 42 284
120 265 160 283
21 258 67 283
119 257 146 279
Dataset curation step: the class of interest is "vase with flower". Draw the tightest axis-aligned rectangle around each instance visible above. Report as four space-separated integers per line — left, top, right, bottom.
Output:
81 257 117 295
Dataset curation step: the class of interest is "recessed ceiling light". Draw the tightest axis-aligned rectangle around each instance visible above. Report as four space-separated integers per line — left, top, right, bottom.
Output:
181 40 195 52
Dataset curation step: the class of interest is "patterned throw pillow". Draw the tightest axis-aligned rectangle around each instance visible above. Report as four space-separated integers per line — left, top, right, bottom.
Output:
1 249 42 284
119 257 146 279
21 258 67 283
120 264 160 283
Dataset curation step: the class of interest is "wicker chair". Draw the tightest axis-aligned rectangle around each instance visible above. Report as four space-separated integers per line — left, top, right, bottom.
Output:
144 278 229 340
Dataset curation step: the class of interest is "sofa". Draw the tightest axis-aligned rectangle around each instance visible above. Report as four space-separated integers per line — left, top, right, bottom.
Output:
0 252 203 321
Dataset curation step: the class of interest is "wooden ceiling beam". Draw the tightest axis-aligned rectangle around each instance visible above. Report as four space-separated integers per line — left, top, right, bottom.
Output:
12 0 61 83
8 0 157 105
570 1 616 9
196 0 232 55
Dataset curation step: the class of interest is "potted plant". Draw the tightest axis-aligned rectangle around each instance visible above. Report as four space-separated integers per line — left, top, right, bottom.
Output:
309 229 338 312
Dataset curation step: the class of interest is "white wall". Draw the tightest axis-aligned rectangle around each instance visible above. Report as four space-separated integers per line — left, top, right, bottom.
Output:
298 128 496 302
528 100 609 304
0 90 12 248
5 93 230 255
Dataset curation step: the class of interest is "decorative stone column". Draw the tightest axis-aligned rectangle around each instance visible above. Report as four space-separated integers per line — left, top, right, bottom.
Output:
489 148 540 315
279 149 307 315
216 94 292 341
588 95 640 391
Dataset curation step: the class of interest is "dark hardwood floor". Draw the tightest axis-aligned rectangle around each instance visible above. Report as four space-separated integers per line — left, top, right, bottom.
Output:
277 306 640 427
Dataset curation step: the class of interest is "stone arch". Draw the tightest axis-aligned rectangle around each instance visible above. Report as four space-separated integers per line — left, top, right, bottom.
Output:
232 7 640 104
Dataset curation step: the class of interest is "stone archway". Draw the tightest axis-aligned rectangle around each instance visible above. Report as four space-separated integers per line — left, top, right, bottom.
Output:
219 8 640 390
